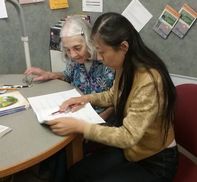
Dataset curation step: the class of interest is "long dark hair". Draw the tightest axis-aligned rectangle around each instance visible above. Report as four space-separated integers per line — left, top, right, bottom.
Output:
92 12 176 142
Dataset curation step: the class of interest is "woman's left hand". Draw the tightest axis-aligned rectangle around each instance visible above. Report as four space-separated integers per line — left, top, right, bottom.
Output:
46 117 87 136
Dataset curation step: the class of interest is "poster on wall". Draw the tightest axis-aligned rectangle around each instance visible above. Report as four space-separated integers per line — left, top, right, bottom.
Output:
49 0 69 9
0 0 8 19
122 0 152 32
172 4 197 38
153 5 180 39
82 0 103 12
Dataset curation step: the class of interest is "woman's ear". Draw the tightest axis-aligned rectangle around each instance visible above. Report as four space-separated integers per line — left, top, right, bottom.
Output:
120 41 129 53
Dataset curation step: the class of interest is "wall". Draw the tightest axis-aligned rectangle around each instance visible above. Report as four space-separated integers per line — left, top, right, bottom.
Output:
0 0 196 77
170 74 197 85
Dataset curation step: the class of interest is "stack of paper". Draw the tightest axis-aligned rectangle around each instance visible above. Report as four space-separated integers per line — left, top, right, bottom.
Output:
0 91 30 117
28 89 105 124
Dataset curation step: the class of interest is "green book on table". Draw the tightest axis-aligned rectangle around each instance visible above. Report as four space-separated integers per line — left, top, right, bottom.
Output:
0 91 30 117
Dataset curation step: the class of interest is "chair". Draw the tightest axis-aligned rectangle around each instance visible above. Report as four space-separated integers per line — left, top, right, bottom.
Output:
173 84 197 182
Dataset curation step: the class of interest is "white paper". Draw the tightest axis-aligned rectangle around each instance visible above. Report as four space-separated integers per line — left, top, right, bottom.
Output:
0 0 8 19
122 0 152 32
0 125 12 138
28 89 105 124
82 0 103 13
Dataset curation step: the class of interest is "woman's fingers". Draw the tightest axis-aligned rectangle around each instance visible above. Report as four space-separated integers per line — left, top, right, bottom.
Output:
70 103 85 112
46 117 82 136
59 97 85 112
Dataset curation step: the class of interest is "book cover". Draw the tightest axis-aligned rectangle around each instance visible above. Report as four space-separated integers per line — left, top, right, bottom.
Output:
153 5 180 39
0 91 30 117
172 4 197 38
27 89 105 124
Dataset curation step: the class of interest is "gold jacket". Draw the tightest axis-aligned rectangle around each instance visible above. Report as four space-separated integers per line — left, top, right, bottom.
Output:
84 68 175 161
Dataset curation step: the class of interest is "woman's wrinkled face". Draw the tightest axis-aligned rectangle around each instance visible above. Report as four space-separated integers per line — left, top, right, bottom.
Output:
62 35 90 64
93 35 127 70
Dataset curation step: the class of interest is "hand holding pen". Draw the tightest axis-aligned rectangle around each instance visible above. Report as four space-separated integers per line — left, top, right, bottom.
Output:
51 96 88 115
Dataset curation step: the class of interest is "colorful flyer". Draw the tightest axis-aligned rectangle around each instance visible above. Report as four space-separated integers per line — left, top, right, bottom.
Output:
172 4 197 38
153 5 180 39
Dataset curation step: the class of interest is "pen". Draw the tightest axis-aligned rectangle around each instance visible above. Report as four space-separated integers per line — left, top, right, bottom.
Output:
51 110 61 115
51 108 70 115
51 106 75 115
50 103 85 115
3 85 30 88
0 88 17 91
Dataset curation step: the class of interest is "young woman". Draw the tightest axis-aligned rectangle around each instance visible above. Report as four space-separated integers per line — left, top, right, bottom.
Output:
47 12 178 182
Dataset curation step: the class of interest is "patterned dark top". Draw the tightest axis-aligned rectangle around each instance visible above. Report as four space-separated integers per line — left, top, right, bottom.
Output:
63 59 115 113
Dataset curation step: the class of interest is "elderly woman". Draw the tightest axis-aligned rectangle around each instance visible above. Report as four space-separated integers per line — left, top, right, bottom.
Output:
24 15 115 182
24 15 115 120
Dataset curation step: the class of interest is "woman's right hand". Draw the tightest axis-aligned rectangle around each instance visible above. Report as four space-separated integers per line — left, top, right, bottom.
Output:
24 67 51 81
59 96 89 112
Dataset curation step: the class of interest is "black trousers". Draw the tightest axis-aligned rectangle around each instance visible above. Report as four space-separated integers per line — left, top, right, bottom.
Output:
38 148 68 182
69 146 178 182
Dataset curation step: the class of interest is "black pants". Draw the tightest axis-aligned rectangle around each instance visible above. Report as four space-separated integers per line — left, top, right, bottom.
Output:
69 146 178 182
39 148 68 182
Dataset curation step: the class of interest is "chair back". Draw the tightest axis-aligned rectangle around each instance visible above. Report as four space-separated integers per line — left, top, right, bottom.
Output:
173 84 197 182
174 84 197 155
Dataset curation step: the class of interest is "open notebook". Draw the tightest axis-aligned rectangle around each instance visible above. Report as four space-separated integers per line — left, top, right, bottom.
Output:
27 89 105 124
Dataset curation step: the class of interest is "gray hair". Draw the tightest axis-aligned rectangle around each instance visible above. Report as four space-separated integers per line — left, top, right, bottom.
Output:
60 15 96 60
